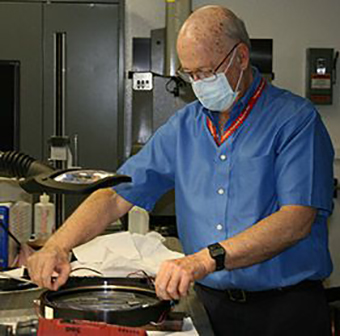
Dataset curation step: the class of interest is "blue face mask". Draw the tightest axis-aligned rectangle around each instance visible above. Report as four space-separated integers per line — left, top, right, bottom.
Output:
191 50 243 112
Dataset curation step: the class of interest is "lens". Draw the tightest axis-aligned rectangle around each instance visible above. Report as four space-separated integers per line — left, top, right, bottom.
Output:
54 170 115 184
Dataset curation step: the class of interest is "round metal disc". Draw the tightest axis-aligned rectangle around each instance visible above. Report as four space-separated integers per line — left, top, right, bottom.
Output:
39 277 172 327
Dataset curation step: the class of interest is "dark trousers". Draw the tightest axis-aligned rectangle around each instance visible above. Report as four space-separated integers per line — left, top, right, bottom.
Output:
195 281 331 336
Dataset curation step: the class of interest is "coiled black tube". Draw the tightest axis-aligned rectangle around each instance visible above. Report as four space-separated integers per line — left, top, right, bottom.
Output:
0 151 54 178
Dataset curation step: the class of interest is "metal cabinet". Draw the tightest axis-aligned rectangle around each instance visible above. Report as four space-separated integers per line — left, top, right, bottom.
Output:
0 0 124 170
43 2 124 170
0 0 124 221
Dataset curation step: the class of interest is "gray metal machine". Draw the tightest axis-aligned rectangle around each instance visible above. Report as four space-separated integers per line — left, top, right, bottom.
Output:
0 0 125 223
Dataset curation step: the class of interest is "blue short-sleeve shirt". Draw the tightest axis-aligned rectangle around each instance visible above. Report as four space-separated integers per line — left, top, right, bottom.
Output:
114 69 334 291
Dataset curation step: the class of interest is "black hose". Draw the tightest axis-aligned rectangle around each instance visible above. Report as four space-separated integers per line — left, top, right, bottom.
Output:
0 151 54 178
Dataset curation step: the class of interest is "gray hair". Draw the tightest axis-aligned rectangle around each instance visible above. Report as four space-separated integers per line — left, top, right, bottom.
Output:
223 9 251 50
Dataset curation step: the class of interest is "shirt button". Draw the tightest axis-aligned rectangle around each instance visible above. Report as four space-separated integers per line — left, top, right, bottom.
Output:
217 188 225 195
216 224 223 231
220 154 227 161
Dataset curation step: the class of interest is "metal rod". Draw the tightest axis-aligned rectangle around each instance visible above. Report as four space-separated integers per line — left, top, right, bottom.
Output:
55 32 66 143
73 134 79 167
54 32 67 227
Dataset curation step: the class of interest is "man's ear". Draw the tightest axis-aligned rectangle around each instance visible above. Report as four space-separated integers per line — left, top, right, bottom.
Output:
238 43 250 70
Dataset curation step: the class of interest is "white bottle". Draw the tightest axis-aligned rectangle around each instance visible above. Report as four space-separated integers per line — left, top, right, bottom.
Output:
128 206 149 235
34 193 55 240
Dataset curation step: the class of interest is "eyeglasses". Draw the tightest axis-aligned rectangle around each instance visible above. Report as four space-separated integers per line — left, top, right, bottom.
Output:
177 42 240 83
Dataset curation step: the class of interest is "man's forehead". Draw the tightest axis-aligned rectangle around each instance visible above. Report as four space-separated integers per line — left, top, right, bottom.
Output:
178 26 231 57
178 37 231 70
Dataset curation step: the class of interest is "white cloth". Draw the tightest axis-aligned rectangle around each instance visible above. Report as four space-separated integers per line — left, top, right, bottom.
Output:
71 231 184 277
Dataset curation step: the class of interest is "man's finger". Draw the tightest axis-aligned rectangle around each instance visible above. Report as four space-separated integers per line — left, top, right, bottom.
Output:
155 263 173 300
178 273 191 297
165 268 182 300
52 263 71 291
40 259 58 290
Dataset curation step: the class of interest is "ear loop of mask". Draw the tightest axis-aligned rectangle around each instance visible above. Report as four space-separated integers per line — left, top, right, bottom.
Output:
234 69 244 95
224 47 244 97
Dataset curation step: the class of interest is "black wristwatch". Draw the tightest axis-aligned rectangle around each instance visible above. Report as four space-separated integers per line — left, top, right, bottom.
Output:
208 242 226 271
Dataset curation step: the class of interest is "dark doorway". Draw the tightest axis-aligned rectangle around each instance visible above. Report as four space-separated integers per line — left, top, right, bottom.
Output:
0 61 20 151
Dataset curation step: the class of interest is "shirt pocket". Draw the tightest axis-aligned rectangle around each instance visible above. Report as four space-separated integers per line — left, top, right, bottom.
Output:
230 154 276 220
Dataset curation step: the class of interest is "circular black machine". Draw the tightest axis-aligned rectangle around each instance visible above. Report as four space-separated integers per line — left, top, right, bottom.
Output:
39 277 172 327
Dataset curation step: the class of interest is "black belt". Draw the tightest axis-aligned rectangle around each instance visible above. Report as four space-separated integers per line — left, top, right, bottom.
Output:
197 280 323 303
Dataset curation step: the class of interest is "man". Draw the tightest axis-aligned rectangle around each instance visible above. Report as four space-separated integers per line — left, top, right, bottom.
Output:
28 5 334 336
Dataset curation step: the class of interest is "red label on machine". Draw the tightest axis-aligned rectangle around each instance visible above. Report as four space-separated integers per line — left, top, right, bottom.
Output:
38 318 147 336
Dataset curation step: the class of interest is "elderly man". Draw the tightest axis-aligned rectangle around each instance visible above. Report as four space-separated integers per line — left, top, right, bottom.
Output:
28 5 333 336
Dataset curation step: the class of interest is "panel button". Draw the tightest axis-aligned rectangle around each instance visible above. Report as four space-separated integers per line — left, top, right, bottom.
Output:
217 188 225 195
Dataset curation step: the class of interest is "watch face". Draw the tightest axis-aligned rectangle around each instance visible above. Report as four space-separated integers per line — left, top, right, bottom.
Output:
210 244 224 257
208 243 226 271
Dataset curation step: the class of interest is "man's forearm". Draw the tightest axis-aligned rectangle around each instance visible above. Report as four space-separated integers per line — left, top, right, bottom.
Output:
220 205 317 270
154 205 317 301
45 188 133 252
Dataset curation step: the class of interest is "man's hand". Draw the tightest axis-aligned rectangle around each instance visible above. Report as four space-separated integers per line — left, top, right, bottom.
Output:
27 245 71 291
155 249 215 300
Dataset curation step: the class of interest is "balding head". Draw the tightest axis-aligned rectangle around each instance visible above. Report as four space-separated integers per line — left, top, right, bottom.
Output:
177 6 254 111
178 6 250 54
177 5 251 71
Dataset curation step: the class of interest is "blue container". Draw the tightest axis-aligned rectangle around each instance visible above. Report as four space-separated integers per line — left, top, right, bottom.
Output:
0 204 11 269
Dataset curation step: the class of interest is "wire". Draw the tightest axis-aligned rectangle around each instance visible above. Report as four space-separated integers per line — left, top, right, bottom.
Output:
0 219 21 246
127 269 155 288
165 77 186 97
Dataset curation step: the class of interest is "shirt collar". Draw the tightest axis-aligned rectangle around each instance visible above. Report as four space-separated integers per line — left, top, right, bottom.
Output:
200 67 262 120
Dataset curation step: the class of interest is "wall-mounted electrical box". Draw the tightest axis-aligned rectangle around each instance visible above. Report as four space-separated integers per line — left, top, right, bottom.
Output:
306 48 338 105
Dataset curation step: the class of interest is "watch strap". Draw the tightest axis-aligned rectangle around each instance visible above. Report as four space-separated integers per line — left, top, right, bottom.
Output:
207 242 226 271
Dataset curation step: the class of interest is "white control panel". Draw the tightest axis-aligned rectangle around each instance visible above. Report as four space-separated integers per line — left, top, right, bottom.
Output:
132 72 153 91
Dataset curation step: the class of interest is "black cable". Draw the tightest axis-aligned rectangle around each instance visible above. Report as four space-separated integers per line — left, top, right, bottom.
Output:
165 77 187 97
0 219 21 246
